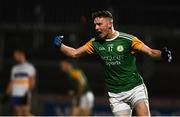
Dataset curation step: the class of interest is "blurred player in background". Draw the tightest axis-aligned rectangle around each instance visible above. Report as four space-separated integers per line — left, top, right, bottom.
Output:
59 60 94 116
54 11 172 116
5 49 36 116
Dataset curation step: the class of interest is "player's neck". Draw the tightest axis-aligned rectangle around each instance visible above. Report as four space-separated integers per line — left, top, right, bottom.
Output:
19 59 26 64
67 66 73 72
107 29 117 39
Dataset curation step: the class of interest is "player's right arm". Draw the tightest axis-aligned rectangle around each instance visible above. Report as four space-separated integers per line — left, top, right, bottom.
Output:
6 81 13 95
6 67 15 95
54 35 94 58
60 44 87 58
1 81 12 103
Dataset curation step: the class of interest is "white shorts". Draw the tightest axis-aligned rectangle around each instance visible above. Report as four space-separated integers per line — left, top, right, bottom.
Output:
80 91 94 109
108 84 149 115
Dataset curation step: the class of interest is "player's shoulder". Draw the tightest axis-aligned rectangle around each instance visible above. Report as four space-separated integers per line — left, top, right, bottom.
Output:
89 38 96 42
91 37 106 44
72 67 81 73
22 62 35 70
11 63 24 73
11 64 19 71
85 38 96 44
25 62 33 66
118 31 135 41
87 37 102 45
70 68 81 78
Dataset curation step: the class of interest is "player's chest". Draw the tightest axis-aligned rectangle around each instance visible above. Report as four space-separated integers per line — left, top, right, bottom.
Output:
13 67 30 79
93 40 131 55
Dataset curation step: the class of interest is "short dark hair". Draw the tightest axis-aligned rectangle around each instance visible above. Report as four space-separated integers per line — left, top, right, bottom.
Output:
14 49 25 55
92 10 113 20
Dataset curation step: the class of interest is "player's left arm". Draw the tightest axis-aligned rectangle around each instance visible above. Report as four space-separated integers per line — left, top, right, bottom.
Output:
132 37 172 62
29 75 36 91
140 44 161 59
28 66 36 91
53 35 95 58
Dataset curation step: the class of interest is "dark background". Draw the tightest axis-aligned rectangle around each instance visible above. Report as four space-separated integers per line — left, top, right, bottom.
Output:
0 0 180 115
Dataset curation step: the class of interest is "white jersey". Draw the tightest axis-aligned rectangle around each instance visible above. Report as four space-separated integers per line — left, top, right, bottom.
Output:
11 62 36 96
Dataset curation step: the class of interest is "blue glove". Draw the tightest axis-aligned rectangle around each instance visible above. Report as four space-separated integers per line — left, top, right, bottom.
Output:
161 47 172 63
53 35 64 48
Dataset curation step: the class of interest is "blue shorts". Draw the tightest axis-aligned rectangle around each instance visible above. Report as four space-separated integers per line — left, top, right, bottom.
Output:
11 93 31 106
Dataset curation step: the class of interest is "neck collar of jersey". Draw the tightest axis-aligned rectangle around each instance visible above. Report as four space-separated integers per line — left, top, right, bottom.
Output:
105 31 119 41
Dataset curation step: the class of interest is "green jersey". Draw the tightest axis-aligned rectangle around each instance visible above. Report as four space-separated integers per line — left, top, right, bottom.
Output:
67 67 89 94
83 31 145 93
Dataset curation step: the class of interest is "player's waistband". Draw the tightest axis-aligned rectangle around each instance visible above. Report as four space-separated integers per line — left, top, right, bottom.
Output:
13 79 29 85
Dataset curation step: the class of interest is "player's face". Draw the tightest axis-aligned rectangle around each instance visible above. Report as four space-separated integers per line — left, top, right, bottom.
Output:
94 17 112 39
13 52 24 63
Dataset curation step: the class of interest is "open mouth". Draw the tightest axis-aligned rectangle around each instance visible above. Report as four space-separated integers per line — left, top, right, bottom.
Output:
95 31 103 38
97 31 102 37
97 31 102 34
